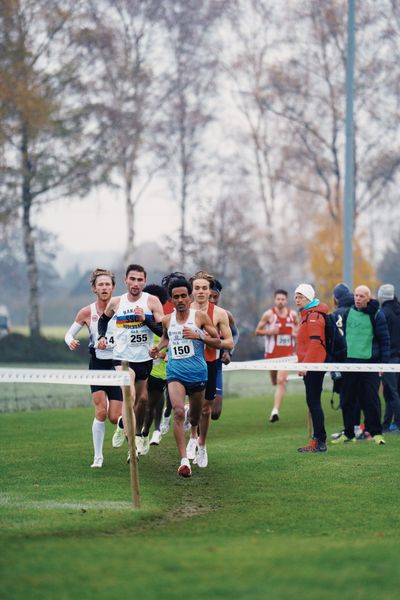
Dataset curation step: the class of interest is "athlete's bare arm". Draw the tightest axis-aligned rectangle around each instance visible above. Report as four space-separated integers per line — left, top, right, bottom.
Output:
222 309 239 364
147 294 164 323
255 309 278 336
97 296 120 350
215 306 234 351
183 312 221 349
104 296 120 318
64 305 90 351
149 315 171 357
290 309 300 337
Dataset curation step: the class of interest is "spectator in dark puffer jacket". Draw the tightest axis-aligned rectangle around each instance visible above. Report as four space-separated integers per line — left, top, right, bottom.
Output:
332 285 390 446
378 284 400 434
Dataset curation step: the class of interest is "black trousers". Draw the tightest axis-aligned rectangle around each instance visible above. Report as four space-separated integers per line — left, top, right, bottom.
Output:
341 371 382 438
303 371 326 442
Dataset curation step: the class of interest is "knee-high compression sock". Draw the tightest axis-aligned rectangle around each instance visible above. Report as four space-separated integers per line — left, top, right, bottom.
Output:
92 418 105 459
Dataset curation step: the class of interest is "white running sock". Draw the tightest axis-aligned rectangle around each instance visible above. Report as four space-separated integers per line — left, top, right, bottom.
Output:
92 418 105 459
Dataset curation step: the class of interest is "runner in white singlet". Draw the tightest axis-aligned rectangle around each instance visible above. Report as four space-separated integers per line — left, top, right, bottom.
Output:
64 269 122 469
97 264 163 459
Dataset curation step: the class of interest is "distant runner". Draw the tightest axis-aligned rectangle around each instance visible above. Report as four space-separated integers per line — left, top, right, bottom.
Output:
255 289 298 423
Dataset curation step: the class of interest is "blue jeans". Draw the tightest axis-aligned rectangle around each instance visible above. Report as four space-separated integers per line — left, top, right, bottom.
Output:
382 357 400 429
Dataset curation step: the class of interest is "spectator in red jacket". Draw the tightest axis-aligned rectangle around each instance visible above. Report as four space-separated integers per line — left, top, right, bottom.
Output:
295 283 329 453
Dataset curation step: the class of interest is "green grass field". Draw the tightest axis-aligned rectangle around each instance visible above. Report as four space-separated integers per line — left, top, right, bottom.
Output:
1 388 400 600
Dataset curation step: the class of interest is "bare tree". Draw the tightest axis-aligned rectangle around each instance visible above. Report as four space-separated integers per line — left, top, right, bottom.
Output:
262 0 400 232
224 0 282 230
0 0 105 336
159 0 227 269
80 0 167 263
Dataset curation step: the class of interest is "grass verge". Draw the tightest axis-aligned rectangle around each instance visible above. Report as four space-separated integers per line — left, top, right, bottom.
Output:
1 391 400 599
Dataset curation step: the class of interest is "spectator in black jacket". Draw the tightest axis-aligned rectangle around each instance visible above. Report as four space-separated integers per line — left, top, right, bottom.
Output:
332 285 390 445
378 284 400 434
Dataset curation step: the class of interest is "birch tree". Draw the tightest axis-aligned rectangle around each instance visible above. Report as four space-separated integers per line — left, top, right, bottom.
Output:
0 0 105 336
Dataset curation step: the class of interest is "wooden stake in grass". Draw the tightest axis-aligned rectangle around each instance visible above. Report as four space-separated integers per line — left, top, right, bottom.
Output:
121 361 140 508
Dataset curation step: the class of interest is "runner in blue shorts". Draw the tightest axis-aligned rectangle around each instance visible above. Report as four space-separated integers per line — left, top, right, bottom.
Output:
149 277 221 478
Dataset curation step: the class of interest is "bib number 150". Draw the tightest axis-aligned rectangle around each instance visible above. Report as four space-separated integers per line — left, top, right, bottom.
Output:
171 342 194 359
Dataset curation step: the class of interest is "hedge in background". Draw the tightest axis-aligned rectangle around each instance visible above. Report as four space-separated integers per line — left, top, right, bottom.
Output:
0 333 88 363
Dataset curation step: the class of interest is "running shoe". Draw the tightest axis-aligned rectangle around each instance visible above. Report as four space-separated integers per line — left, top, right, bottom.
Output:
135 435 144 455
269 409 279 423
112 422 125 448
91 457 103 468
298 439 317 452
160 415 171 435
331 429 344 440
356 430 372 441
373 434 386 445
196 444 208 468
150 430 162 445
297 439 327 452
383 425 399 434
186 436 198 460
177 458 192 478
141 435 150 456
127 450 139 463
331 433 356 444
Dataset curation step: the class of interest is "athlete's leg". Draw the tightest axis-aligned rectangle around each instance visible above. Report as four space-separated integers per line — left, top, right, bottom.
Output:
92 390 107 463
134 378 149 432
269 370 279 422
143 384 163 435
114 364 136 425
108 399 122 425
198 399 213 447
153 389 165 431
198 360 217 447
269 370 289 422
168 381 187 458
211 359 223 420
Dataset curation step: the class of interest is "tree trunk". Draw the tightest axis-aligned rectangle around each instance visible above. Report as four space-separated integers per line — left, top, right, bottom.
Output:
179 177 187 270
21 126 41 337
124 175 135 266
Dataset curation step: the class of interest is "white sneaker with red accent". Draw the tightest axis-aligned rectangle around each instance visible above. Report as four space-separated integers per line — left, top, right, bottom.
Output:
177 458 192 478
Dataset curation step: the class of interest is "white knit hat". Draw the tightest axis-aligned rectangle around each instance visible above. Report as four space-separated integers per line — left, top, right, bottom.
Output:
294 283 315 302
378 284 395 303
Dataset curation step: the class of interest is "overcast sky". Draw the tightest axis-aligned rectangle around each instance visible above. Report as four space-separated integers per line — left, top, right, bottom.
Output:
37 185 181 270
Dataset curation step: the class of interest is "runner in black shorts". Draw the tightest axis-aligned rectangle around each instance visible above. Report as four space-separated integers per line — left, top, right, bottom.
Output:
65 268 122 469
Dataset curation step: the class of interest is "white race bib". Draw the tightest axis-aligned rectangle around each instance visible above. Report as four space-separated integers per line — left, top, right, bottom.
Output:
170 339 194 359
129 331 149 345
277 334 291 347
105 334 116 349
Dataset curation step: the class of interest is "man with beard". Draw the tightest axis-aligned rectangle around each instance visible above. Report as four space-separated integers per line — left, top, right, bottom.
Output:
98 264 163 459
149 277 221 477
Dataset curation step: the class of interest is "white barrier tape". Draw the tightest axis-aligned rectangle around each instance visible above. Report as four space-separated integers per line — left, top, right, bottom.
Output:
0 360 398 386
223 360 400 373
0 368 131 386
